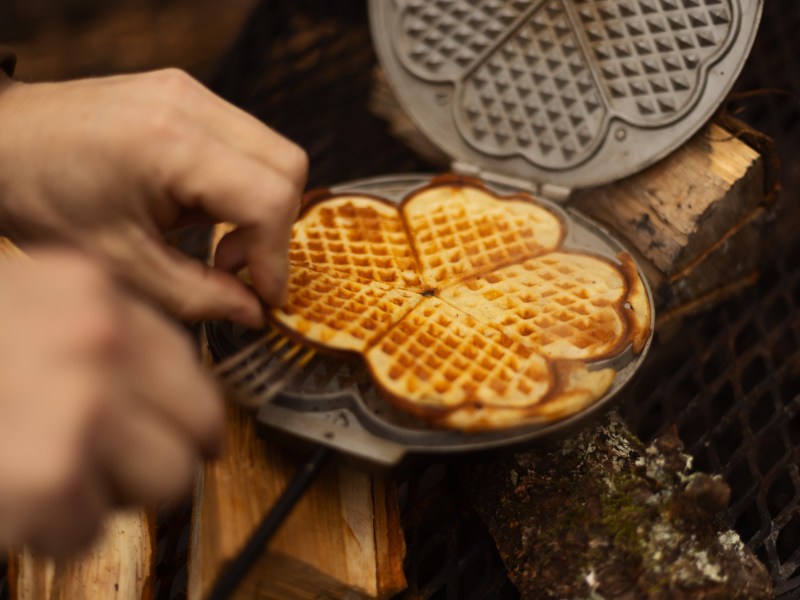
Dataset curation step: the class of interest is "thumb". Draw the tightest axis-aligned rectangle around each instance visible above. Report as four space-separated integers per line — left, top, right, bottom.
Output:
121 236 266 328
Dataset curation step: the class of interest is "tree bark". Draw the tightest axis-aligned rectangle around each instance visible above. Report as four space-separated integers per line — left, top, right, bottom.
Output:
461 414 773 600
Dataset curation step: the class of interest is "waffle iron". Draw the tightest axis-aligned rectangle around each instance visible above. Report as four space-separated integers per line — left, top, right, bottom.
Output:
207 0 763 469
204 3 764 595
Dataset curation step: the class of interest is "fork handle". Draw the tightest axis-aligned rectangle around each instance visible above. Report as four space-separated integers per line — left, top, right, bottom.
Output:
206 444 334 600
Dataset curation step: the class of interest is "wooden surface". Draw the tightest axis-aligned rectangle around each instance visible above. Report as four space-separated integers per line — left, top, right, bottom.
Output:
188 226 407 600
0 238 155 600
572 125 764 274
571 123 770 324
187 400 406 600
8 510 154 600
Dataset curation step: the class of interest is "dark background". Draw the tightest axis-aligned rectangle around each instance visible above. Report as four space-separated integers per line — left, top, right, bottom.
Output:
0 1 798 598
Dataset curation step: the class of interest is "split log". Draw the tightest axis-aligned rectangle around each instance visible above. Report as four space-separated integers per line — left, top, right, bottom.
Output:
187 399 406 600
0 237 156 600
187 226 407 600
369 68 778 326
571 125 765 275
8 510 154 600
570 123 774 325
461 413 773 600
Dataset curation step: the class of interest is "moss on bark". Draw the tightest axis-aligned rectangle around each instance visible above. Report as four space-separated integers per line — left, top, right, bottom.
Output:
462 413 772 599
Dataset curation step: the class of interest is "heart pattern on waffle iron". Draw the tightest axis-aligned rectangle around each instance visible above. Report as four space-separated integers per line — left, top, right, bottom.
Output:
275 178 651 430
397 0 737 169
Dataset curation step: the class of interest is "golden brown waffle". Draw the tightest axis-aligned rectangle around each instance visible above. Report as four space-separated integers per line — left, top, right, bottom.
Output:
403 184 563 289
439 252 630 361
288 196 424 291
272 179 652 430
274 264 422 353
366 297 552 412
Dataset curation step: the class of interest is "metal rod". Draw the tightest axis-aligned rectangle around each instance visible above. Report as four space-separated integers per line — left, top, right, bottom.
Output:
206 444 334 600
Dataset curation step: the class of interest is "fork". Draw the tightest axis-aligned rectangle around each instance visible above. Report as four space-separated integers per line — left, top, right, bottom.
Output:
213 325 316 409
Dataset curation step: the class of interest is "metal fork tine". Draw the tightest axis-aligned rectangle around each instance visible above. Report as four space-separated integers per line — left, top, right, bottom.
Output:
235 342 303 395
213 329 281 377
224 350 275 390
213 326 316 409
239 348 315 408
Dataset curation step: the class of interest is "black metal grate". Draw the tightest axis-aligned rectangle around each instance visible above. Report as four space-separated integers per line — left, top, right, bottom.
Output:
397 463 519 600
730 0 800 244
621 238 800 599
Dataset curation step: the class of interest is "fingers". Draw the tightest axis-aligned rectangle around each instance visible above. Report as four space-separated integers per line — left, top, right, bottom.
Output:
117 297 225 457
26 250 226 465
0 346 109 555
3 69 306 320
95 398 198 507
10 249 121 356
128 69 306 309
93 294 224 507
155 135 300 307
0 252 226 556
119 233 266 328
214 228 248 273
26 470 108 558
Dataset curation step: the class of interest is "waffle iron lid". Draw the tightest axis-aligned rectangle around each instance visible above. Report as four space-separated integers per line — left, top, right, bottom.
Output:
369 0 762 191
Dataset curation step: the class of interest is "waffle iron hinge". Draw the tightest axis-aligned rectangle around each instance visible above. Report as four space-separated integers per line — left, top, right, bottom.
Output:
451 161 572 203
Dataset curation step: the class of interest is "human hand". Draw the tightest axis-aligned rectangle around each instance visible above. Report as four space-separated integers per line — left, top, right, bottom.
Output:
0 251 223 556
0 69 308 327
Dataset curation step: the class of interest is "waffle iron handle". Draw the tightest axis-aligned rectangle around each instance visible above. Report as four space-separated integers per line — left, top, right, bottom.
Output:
210 405 408 599
256 403 409 470
207 444 333 600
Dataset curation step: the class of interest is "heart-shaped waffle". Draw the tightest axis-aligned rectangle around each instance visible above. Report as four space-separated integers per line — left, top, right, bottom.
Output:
272 178 651 430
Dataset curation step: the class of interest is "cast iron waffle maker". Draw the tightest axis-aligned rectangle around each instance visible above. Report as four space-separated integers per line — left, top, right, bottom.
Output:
204 1 762 596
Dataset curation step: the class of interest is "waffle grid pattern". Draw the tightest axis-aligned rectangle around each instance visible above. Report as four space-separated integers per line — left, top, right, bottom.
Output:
290 199 423 289
574 0 735 121
400 0 533 80
278 265 422 351
460 0 607 166
274 184 649 426
440 253 627 360
403 190 562 288
395 0 740 169
369 297 551 408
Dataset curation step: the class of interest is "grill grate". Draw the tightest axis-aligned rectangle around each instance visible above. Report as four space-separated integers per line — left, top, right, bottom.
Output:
621 238 800 598
397 463 519 600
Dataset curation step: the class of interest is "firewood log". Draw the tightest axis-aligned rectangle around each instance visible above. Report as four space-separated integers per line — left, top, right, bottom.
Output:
461 414 773 600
